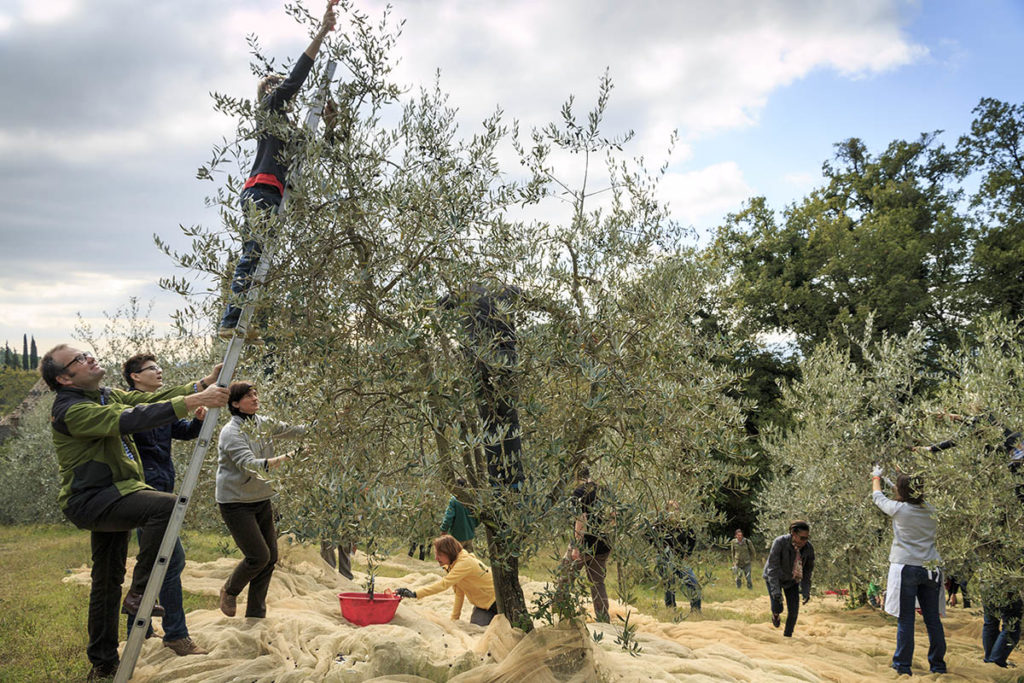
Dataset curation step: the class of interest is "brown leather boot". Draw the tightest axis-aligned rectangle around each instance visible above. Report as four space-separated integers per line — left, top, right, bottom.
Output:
219 586 237 617
163 637 209 656
121 590 165 618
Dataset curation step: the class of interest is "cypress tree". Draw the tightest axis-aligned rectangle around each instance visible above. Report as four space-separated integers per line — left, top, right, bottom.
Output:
22 334 28 371
30 336 38 370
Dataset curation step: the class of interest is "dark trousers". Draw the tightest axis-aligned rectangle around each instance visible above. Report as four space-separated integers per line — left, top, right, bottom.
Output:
768 580 801 637
320 540 354 580
127 532 187 641
471 602 498 626
220 500 278 618
561 548 611 621
69 490 176 669
221 185 282 329
983 596 1022 667
894 565 946 674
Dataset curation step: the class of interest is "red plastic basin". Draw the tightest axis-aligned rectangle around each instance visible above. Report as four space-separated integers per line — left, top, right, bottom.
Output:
338 592 402 626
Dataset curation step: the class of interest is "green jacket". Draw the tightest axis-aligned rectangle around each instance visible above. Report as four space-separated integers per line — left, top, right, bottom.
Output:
51 383 194 524
440 496 477 542
730 536 756 566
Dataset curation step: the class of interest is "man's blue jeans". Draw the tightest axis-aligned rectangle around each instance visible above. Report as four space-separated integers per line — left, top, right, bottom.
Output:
893 565 946 674
126 533 188 642
220 185 282 329
982 596 1022 667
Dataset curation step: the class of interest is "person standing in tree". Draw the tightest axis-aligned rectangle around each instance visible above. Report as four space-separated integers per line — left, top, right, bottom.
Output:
763 520 815 637
439 478 478 552
730 528 756 590
120 354 209 656
40 345 226 680
872 467 947 676
219 1 337 338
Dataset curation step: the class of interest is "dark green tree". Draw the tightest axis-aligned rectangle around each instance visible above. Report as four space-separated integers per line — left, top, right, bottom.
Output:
713 135 972 365
22 335 28 371
29 336 38 370
956 98 1024 320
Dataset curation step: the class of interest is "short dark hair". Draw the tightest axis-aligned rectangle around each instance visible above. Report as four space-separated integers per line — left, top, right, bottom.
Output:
122 353 156 389
895 474 925 505
39 344 71 391
433 534 464 562
789 520 810 535
228 381 255 416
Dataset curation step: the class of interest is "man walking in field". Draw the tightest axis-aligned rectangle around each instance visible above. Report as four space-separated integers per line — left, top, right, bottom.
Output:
730 528 757 589
41 344 226 680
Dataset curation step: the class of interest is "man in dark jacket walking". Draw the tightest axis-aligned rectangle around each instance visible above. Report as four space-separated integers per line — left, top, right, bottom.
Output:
763 520 815 637
122 354 209 656
41 345 227 680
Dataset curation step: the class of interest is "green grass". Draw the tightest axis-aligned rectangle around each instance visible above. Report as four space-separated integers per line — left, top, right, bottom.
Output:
0 525 233 683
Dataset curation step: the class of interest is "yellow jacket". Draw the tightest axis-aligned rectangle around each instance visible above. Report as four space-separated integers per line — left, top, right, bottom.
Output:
415 549 495 620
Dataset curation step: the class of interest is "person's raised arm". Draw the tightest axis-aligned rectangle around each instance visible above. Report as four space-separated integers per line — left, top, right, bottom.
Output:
304 1 337 60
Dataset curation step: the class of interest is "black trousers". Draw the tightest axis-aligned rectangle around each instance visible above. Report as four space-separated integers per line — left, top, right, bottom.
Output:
768 580 801 637
471 602 498 626
67 490 176 669
220 500 278 618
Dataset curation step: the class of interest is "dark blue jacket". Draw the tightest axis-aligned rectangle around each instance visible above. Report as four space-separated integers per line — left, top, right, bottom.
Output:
130 389 204 493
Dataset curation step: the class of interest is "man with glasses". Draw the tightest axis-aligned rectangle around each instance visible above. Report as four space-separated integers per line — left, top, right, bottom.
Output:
39 344 228 680
120 353 208 656
763 520 815 637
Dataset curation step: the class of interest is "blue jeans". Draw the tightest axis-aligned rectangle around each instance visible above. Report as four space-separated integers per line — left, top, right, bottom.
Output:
126 532 188 642
734 563 753 588
982 596 1022 667
893 565 946 674
220 185 282 328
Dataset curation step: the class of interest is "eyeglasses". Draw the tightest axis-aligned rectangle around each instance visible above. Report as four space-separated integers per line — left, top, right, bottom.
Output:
796 534 809 541
61 352 94 373
137 365 161 374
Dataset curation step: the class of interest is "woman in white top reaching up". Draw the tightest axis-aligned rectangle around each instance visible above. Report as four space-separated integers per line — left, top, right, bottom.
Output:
872 467 946 676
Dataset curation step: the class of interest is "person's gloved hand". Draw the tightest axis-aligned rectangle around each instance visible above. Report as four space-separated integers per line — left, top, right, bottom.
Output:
802 595 810 605
871 464 884 478
395 588 416 598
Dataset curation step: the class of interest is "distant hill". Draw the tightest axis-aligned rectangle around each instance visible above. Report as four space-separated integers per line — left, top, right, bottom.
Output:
0 369 40 417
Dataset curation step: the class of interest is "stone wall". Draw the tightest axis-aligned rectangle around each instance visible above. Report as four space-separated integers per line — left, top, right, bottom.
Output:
0 378 48 446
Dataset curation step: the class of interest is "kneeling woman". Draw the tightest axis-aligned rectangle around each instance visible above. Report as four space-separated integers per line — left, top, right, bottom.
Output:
217 382 306 618
396 535 497 625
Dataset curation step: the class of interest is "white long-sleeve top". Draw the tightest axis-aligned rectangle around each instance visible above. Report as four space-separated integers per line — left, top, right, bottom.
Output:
872 490 941 566
216 415 305 504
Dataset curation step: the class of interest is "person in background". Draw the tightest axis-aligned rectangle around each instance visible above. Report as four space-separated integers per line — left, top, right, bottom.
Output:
559 467 613 622
980 581 1022 668
730 528 757 590
872 466 946 676
440 478 478 552
121 353 209 656
217 382 307 618
648 500 701 612
40 345 226 680
763 520 815 637
395 534 498 625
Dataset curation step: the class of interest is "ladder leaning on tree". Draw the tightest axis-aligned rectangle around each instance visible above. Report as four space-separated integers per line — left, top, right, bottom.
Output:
114 59 338 683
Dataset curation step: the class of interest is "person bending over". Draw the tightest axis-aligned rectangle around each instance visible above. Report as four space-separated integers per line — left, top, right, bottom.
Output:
396 535 498 626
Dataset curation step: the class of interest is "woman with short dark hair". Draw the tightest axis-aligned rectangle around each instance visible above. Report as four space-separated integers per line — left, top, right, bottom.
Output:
216 382 306 618
395 534 498 625
872 467 946 676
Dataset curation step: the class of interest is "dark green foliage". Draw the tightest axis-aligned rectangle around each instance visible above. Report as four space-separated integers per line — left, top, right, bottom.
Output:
29 336 38 370
22 334 28 371
0 367 39 417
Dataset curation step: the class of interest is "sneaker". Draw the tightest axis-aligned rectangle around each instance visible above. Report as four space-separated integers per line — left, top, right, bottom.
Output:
771 613 781 628
220 586 237 617
164 637 209 656
217 326 264 345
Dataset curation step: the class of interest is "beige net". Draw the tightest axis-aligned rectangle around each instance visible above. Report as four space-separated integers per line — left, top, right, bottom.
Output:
62 539 1016 681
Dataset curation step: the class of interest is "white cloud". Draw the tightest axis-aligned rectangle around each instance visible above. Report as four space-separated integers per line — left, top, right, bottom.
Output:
658 162 752 227
20 0 78 25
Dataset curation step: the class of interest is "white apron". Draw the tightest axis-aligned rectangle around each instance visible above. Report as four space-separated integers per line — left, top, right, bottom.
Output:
884 563 946 618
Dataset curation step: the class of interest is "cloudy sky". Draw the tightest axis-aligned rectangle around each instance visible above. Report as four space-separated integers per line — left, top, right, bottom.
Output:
1 0 1021 353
